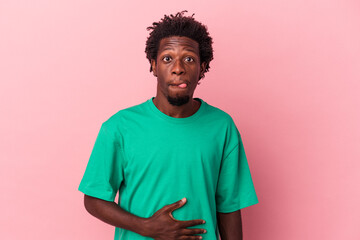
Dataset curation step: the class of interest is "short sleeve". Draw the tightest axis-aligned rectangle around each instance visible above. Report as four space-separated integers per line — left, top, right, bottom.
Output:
215 127 258 213
78 123 124 202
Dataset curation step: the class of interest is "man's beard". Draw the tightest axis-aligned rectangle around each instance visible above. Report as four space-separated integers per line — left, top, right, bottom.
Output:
167 95 190 106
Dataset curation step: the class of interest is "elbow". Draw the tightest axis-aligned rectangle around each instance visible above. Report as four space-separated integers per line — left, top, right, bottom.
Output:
83 194 97 215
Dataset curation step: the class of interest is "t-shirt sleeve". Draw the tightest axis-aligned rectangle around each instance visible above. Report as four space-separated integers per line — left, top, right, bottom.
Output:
215 123 259 213
78 123 124 202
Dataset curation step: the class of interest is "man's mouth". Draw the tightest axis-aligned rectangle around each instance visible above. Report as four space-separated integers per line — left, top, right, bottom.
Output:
169 83 188 88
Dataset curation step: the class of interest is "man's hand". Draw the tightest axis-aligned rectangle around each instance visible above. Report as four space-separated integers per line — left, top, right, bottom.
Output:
143 198 207 240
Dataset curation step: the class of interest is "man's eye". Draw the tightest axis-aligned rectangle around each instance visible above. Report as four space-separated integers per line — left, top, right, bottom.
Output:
185 57 194 62
162 56 171 62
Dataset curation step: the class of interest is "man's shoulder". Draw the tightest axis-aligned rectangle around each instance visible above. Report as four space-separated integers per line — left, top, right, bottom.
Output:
202 100 235 124
101 99 149 129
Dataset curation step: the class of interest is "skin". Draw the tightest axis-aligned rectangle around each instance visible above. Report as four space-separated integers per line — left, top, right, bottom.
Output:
217 210 243 240
83 36 243 240
84 195 206 239
151 36 206 118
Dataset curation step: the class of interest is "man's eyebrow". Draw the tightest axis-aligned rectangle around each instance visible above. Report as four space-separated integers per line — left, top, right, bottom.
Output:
183 48 197 54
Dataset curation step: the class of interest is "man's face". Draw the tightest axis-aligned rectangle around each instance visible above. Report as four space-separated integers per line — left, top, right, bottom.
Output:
151 36 206 106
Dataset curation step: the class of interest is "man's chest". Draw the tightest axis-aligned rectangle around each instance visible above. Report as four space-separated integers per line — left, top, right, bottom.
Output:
120 122 227 179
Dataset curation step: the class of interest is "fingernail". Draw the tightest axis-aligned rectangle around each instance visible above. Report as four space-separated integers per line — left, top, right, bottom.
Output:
181 197 186 202
203 220 206 224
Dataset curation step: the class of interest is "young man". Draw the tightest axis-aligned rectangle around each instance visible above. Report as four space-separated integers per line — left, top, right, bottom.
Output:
79 11 258 240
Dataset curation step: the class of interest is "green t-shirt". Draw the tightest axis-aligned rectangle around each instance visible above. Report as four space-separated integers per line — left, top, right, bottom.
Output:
79 97 258 240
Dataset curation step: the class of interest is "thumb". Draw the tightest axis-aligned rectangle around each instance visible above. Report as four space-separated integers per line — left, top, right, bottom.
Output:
166 197 187 213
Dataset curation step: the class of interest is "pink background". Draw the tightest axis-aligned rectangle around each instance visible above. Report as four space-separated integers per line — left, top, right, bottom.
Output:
1 0 359 239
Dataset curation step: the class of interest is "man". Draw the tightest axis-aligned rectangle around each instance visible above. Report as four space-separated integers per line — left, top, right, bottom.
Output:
79 11 258 240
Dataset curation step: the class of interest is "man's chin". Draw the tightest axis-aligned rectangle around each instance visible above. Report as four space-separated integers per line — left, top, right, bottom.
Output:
167 95 190 106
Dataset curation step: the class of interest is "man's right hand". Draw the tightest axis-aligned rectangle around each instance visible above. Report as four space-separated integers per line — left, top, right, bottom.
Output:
143 198 207 240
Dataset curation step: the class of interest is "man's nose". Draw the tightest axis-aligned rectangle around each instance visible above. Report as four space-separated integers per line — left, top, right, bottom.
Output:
171 60 185 75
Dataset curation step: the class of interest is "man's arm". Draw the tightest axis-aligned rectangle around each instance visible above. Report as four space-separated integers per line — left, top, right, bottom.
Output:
216 210 243 240
84 195 206 239
84 194 148 236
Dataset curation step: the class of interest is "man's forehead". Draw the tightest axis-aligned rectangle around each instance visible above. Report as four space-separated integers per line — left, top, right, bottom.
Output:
159 36 199 51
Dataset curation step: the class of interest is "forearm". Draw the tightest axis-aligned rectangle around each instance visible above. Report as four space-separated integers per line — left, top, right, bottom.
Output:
216 210 243 240
84 194 148 236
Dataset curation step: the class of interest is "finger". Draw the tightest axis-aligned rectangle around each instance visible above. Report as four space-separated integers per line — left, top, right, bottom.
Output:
178 236 203 240
179 219 206 228
181 228 207 236
165 198 187 213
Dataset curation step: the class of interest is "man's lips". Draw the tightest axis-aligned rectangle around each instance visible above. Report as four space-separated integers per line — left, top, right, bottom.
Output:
169 82 188 88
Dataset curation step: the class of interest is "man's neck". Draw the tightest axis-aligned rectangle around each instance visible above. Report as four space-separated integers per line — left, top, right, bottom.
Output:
152 96 201 118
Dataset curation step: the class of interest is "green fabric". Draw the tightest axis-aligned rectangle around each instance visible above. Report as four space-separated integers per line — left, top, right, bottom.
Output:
78 97 258 240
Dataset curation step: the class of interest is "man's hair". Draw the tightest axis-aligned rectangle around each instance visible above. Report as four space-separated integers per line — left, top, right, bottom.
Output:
145 11 214 79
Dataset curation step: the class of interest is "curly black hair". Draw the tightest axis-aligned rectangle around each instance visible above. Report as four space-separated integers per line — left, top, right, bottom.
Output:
145 11 214 79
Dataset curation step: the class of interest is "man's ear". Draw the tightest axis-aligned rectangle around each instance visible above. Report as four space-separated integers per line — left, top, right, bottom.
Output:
199 62 207 79
151 59 157 77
